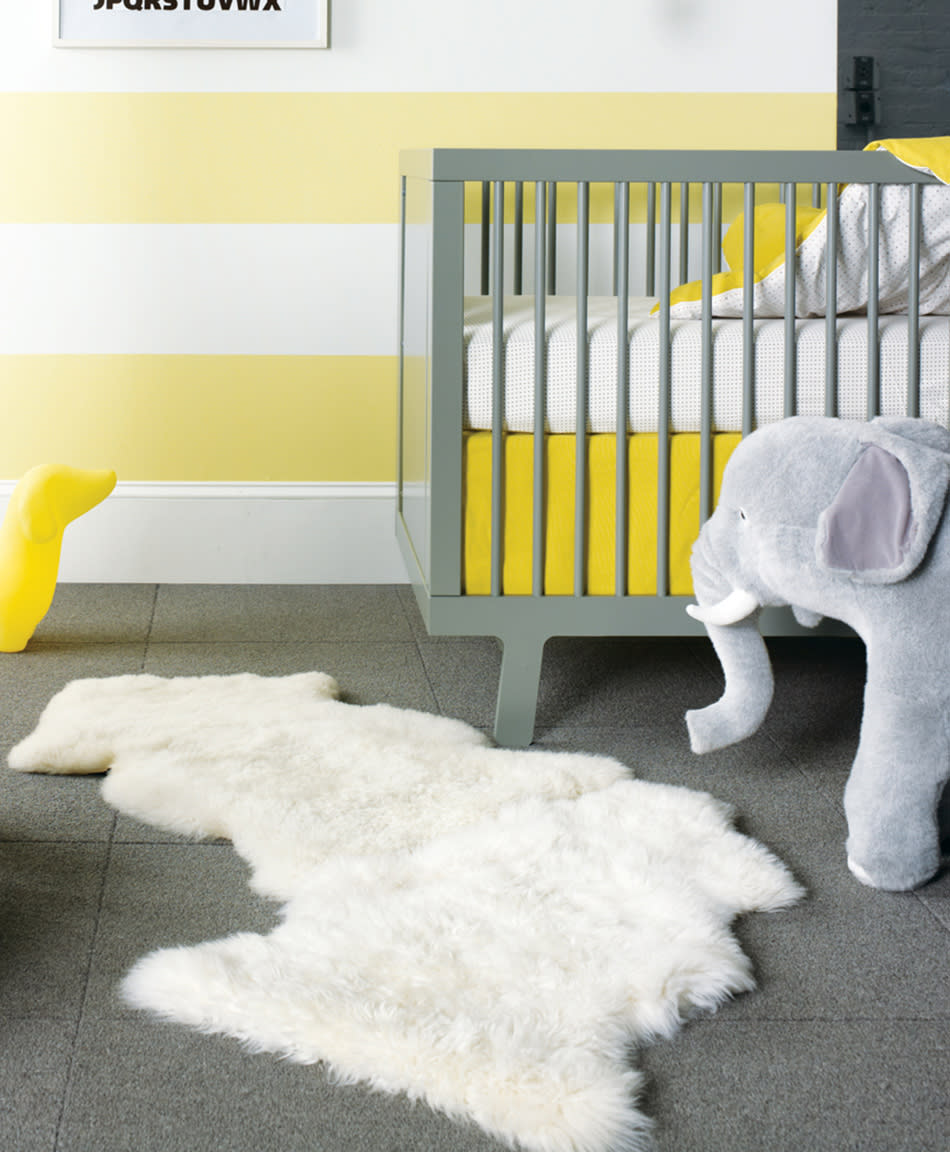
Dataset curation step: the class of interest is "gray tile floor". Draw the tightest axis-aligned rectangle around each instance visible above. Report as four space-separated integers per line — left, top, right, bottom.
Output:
2 584 948 1152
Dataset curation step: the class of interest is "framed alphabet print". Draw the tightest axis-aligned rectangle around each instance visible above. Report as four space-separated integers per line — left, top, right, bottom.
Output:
55 0 328 48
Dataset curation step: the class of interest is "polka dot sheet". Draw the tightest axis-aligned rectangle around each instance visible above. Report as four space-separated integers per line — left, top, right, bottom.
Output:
463 295 950 434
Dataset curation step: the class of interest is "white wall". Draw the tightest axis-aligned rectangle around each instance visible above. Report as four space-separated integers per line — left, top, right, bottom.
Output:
6 2 834 92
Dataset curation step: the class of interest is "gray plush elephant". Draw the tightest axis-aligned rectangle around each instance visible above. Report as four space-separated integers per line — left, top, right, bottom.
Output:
686 414 950 891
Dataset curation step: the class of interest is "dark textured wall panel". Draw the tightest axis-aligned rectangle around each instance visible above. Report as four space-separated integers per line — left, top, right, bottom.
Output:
838 0 950 148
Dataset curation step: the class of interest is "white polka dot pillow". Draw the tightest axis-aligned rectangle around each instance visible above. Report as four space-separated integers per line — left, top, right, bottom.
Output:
668 137 950 319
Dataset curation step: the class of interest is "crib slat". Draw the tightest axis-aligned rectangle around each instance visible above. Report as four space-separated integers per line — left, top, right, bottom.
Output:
646 182 657 296
907 182 922 417
575 181 590 598
546 182 557 294
480 182 490 296
533 181 547 598
657 182 673 597
491 180 505 597
712 182 723 275
742 182 755 437
615 181 630 598
513 182 524 296
867 182 881 418
824 182 839 416
679 182 689 285
699 181 714 525
783 182 797 416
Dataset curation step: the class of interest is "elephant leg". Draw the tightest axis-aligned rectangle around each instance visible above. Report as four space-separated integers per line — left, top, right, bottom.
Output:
844 685 949 891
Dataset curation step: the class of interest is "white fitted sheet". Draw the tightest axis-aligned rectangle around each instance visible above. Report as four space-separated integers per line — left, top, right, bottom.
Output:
463 295 950 434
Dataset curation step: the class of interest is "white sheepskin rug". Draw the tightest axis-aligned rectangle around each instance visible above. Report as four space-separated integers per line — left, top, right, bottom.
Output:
9 672 802 1152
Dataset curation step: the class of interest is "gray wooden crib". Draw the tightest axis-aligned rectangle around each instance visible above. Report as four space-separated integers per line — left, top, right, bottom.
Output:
395 148 945 746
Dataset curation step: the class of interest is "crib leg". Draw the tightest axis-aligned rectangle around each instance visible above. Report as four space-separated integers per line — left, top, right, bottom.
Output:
493 634 546 748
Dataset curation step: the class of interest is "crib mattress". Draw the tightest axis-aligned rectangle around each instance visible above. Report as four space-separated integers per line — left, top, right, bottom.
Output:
463 431 740 596
464 296 950 434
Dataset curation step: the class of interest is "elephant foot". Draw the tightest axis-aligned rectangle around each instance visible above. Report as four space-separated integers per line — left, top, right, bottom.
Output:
686 700 764 755
846 853 938 892
846 857 877 888
686 706 726 754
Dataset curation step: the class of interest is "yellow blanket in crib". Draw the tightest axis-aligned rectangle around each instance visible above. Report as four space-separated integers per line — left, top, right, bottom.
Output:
668 136 950 320
463 432 740 596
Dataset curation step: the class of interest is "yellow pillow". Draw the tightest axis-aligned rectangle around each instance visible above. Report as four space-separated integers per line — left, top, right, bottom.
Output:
665 202 826 311
866 136 950 183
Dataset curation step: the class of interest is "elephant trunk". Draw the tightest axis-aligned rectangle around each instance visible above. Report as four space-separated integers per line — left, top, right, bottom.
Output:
686 552 774 754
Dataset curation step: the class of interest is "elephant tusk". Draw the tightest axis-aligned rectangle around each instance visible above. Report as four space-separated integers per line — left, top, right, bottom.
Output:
686 588 760 627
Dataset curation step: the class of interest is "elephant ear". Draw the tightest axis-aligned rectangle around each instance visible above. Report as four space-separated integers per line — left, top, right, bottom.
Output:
816 428 950 584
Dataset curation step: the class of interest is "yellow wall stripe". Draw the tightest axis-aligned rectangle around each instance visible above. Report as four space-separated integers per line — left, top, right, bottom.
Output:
0 92 835 223
0 355 396 482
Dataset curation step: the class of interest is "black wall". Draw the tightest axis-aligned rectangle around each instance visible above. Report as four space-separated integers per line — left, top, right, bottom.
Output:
838 0 950 148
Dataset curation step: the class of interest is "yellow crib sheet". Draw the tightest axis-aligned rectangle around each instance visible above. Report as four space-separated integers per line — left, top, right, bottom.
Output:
464 432 740 595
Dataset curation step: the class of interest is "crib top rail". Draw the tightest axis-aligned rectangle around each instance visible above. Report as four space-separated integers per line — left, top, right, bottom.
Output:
400 148 939 187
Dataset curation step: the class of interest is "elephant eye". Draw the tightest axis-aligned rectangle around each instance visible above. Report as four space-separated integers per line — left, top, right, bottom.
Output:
738 508 748 521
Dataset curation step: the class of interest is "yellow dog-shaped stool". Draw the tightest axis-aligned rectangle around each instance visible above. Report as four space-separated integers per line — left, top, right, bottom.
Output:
0 465 116 652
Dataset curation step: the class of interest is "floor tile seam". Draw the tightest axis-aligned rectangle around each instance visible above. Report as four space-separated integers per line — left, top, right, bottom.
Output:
535 713 703 728
393 583 422 630
532 718 834 742
534 721 690 734
0 837 117 845
143 637 420 646
29 639 151 648
147 584 159 640
141 583 160 665
0 1012 84 1024
52 816 117 1152
690 1013 950 1025
913 892 950 935
409 637 451 719
684 636 728 687
110 838 234 848
761 729 850 811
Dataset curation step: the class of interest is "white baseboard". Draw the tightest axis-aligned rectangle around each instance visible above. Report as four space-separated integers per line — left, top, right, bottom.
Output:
0 481 409 584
